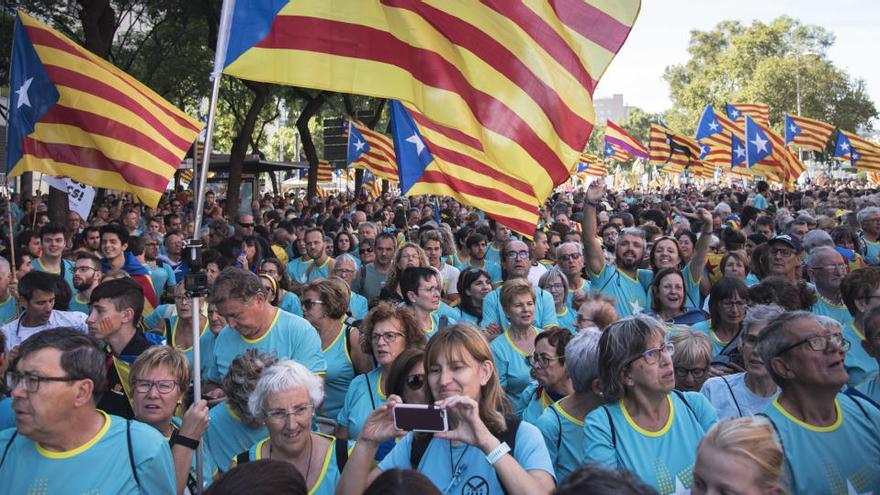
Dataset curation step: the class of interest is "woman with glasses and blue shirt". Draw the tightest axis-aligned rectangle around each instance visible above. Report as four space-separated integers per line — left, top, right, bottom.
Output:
692 277 749 369
238 360 348 495
336 303 426 458
520 327 573 424
539 269 576 332
583 315 718 494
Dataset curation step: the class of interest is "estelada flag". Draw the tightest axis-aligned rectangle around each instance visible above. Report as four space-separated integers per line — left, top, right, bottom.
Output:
6 11 201 206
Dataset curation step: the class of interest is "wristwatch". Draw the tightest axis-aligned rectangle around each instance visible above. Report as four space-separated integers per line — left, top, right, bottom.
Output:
169 430 200 450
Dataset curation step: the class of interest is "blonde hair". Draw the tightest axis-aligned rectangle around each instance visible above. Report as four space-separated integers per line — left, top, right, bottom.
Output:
385 243 429 293
500 277 535 310
668 328 712 368
303 278 349 320
129 345 191 395
698 418 786 492
424 324 510 433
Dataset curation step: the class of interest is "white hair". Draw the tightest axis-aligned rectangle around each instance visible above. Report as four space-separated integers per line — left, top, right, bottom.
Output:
0 257 10 274
565 328 601 393
248 360 325 419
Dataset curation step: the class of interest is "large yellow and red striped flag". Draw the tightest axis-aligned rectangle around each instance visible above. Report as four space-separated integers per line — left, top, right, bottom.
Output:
833 130 880 171
6 11 201 206
220 0 641 235
784 114 835 153
605 120 648 158
348 120 398 181
744 116 805 185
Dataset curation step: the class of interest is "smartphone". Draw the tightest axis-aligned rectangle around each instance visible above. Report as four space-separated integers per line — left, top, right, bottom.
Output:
393 404 448 432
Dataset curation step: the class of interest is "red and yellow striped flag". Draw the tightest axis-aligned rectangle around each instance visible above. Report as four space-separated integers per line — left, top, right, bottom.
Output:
577 152 608 177
605 120 648 158
349 120 398 181
316 160 333 182
649 124 704 172
726 103 770 127
785 114 835 152
221 1 641 234
603 142 631 162
7 11 201 206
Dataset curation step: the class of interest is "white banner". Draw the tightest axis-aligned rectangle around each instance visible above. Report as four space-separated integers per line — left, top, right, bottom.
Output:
43 176 96 220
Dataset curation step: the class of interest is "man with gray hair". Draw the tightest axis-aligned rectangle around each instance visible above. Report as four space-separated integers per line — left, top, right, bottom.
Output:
757 311 880 494
858 206 880 265
801 229 834 253
808 246 852 326
331 254 369 320
205 267 326 394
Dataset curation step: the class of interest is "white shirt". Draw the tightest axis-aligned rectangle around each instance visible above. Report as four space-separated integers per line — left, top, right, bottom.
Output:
437 263 460 296
2 310 89 351
528 263 549 287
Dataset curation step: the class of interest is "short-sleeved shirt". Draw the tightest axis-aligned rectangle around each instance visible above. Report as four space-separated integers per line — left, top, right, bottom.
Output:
589 261 652 317
350 292 369 320
352 263 389 302
491 327 539 412
143 304 176 331
843 322 878 386
691 320 736 357
812 297 854 328
0 411 175 494
519 383 559 425
481 286 558 330
320 322 357 419
148 260 176 298
0 294 19 326
437 263 460 297
279 290 303 316
202 402 267 474
69 292 90 315
206 308 327 383
763 395 880 495
583 392 719 494
563 279 591 309
336 367 385 439
700 372 778 419
378 422 555 493
31 257 75 291
1 310 88 351
555 307 576 332
291 257 335 284
465 261 503 285
856 373 880 404
164 315 216 379
240 433 344 495
536 400 586 483
864 238 880 266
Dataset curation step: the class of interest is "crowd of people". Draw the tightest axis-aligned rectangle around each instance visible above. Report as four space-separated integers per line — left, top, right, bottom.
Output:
0 177 878 494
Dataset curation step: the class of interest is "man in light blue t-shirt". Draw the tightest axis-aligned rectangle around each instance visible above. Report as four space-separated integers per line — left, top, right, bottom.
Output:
0 328 175 494
757 312 880 495
840 266 880 385
205 268 327 395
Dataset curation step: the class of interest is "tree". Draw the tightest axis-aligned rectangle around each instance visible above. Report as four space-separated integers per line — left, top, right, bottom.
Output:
663 16 876 135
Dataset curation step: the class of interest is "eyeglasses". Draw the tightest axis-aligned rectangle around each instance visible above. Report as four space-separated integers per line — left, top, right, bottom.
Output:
238 222 255 228
263 404 314 423
302 299 324 310
674 366 708 379
505 250 530 260
558 252 582 262
333 268 356 276
720 300 747 309
775 333 850 357
770 248 795 258
405 373 425 391
371 331 404 344
6 371 79 393
359 248 373 253
526 353 564 368
133 379 178 395
627 342 675 366
811 264 848 272
546 283 565 291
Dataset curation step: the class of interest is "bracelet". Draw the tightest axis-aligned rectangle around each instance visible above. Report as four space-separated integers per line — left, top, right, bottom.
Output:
586 201 601 210
485 441 511 466
169 430 200 450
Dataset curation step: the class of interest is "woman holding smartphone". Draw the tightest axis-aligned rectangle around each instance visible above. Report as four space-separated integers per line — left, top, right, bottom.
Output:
336 324 556 495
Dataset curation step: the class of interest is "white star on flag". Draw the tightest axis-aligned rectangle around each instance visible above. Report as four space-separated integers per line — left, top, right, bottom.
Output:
406 133 426 155
751 133 769 153
16 77 34 109
708 120 719 131
841 142 850 151
790 124 799 133
846 479 872 495
731 109 740 119
629 299 644 314
853 152 861 161
354 139 366 152
735 146 746 158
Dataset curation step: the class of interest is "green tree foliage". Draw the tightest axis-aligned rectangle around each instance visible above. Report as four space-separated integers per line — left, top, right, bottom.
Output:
663 16 876 135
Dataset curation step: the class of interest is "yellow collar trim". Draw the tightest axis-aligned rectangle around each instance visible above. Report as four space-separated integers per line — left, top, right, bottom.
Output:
621 395 674 437
772 397 842 432
241 308 282 344
172 318 209 352
227 402 242 422
850 321 865 341
254 436 271 460
308 433 336 495
323 319 346 353
504 326 539 356
554 399 585 427
37 410 111 458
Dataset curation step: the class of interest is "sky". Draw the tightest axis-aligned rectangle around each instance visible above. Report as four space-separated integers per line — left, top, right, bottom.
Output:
594 0 880 114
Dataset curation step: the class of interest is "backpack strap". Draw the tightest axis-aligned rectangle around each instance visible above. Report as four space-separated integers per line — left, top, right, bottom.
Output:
335 438 349 472
672 389 698 421
552 406 563 451
720 375 743 417
127 419 141 488
409 432 433 469
843 389 877 416
0 430 18 471
601 406 616 449
438 315 449 332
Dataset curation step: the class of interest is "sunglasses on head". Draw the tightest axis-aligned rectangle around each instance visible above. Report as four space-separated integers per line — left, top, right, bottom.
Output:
405 373 424 390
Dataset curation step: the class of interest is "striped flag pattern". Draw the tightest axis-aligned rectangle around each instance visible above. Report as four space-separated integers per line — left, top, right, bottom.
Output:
726 103 770 127
784 114 835 152
179 169 194 184
349 119 398 180
834 130 880 171
577 152 608 177
745 116 806 185
316 160 333 182
221 0 641 235
605 120 649 158
7 11 201 206
649 124 709 177
603 141 631 162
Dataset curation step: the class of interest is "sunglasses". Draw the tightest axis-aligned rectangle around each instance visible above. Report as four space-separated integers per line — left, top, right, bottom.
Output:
238 222 255 228
405 373 424 390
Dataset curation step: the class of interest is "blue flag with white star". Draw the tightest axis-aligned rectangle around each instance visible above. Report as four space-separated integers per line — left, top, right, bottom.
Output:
731 134 746 167
346 120 370 165
7 15 60 172
696 105 723 139
784 115 801 145
833 132 859 166
745 116 772 167
725 103 742 122
389 100 434 194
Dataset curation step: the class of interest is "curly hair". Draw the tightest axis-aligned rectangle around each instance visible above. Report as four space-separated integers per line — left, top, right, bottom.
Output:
384 243 429 295
223 349 279 423
360 302 426 357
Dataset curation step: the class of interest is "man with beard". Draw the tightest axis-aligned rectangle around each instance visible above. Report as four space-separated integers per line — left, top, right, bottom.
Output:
352 233 395 301
289 228 333 284
480 239 558 338
78 226 102 256
583 181 653 317
463 232 502 285
69 253 102 315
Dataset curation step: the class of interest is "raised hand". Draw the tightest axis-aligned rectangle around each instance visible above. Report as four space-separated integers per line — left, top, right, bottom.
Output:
586 181 606 204
434 395 496 452
358 395 406 445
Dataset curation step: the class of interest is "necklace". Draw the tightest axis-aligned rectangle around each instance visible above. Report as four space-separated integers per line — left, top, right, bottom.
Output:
448 439 469 477
270 433 314 487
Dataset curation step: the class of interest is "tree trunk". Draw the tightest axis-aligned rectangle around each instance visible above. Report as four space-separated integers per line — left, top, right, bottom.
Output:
226 81 271 218
295 93 326 199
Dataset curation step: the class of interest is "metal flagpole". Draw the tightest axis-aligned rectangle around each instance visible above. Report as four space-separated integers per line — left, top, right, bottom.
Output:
187 1 236 492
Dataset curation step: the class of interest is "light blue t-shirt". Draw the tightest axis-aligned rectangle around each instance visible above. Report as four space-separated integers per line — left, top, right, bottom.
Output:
763 394 880 495
206 309 327 383
320 322 357 420
812 297 854 328
856 373 880 404
583 391 719 494
754 193 768 211
481 286 559 330
589 261 652 318
843 322 878 386
336 367 384 439
556 307 576 332
692 320 735 357
464 261 503 285
378 422 556 493
0 294 19 325
286 257 310 281
536 399 586 483
240 433 345 495
486 243 503 266
0 397 14 430
31 257 75 291
290 257 334 284
143 304 175 331
148 261 176 298
519 383 559 425
700 372 778 419
165 315 216 379
279 290 303 316
563 279 591 309
68 292 90 315
864 238 880 266
202 402 267 474
422 308 459 339
491 327 539 412
0 412 175 494
350 292 369 320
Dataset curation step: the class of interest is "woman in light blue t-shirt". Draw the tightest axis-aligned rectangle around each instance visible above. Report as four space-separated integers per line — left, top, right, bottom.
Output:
336 324 556 495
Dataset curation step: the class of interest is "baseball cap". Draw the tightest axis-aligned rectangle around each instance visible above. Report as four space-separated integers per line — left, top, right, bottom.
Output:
768 234 802 252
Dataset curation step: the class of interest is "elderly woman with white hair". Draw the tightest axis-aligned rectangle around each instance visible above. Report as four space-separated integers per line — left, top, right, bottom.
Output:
235 360 347 495
538 268 576 331
535 328 604 482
